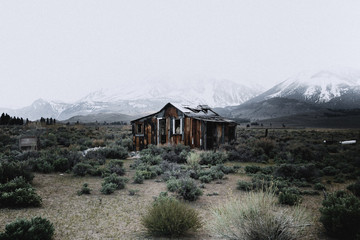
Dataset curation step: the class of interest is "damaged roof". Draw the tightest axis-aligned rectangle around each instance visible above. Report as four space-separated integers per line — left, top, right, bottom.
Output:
131 102 236 124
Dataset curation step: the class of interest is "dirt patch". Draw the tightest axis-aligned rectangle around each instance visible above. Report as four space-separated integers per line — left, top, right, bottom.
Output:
1 160 328 239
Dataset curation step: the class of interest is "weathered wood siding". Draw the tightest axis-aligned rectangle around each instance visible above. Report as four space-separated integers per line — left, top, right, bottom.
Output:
132 104 236 151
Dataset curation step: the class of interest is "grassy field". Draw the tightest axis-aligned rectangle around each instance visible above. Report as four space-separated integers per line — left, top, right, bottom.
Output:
1 159 350 239
0 160 249 239
1 125 359 239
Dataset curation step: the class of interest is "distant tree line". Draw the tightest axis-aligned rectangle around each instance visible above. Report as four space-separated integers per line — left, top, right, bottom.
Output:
0 113 25 125
40 117 56 125
108 121 128 125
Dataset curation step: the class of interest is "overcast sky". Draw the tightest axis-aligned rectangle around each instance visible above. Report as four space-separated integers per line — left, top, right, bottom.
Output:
1 0 360 108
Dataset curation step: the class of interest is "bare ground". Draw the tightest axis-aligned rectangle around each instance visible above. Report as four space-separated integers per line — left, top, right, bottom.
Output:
0 159 337 240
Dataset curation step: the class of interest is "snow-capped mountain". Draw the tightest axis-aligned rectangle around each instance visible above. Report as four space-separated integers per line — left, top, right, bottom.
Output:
0 99 71 120
80 79 262 108
220 68 360 121
2 79 262 121
247 68 360 107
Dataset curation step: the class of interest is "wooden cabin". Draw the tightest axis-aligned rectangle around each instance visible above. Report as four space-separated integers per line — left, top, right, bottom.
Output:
131 103 237 151
19 136 38 151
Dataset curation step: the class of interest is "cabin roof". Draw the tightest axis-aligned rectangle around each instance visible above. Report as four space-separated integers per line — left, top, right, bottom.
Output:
130 102 236 124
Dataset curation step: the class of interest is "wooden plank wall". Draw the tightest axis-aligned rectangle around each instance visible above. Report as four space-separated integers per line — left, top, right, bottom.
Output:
183 117 202 148
132 105 236 151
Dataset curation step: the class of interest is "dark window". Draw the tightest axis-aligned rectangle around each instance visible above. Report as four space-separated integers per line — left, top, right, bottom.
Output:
159 119 166 144
175 119 181 134
137 123 142 134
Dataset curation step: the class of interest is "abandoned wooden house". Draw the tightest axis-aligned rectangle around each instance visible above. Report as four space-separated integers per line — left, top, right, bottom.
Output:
19 136 39 151
131 103 237 151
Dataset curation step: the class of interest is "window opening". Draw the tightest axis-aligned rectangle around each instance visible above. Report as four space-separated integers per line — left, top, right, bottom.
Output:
137 123 143 134
175 119 181 134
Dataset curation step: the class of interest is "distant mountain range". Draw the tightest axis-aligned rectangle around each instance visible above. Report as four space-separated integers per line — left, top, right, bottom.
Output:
220 68 360 122
247 69 360 107
1 68 360 124
0 79 262 121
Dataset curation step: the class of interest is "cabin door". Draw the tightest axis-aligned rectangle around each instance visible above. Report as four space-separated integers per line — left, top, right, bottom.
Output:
206 122 216 149
158 119 166 144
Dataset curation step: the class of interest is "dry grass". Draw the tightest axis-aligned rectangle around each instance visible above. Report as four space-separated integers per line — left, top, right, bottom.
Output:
208 189 312 240
0 159 167 239
0 160 333 239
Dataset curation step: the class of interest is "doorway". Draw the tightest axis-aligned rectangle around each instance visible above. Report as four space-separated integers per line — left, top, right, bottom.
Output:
206 122 216 149
159 119 166 144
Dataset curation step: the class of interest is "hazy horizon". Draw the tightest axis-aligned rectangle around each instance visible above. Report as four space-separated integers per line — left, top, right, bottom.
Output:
1 0 360 109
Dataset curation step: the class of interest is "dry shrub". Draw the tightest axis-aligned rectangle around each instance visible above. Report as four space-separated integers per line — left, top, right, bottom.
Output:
141 196 202 237
209 189 311 240
187 151 201 169
92 139 105 147
256 138 276 156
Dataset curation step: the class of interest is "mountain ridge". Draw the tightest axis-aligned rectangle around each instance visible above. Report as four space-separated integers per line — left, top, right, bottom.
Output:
2 68 360 123
1 79 262 121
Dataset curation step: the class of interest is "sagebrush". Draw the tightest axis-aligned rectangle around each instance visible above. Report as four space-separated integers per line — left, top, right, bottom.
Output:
209 189 310 240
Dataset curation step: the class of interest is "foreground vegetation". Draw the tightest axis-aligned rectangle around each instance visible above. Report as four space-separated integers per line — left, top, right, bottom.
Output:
0 123 359 239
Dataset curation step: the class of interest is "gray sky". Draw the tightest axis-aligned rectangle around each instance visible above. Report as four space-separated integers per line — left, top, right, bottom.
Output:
1 0 360 108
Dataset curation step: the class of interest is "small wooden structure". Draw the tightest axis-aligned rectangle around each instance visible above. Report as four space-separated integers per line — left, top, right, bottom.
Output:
131 103 237 151
19 136 38 151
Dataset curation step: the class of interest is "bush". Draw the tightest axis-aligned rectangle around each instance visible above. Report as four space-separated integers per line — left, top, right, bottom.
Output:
187 152 201 170
256 138 276 156
62 150 83 169
301 190 320 196
166 178 180 192
141 196 202 237
260 166 274 175
140 144 164 157
84 150 106 164
139 154 162 165
199 175 213 183
0 177 42 208
53 157 69 172
245 165 261 174
173 144 191 155
0 217 54 240
120 138 133 151
160 162 188 181
320 191 360 239
0 161 34 183
321 166 339 176
128 189 139 196
133 171 144 184
278 189 301 206
102 173 128 190
72 162 94 176
197 165 225 183
107 159 125 176
274 164 319 182
30 158 54 173
176 178 202 201
100 183 117 195
314 183 326 191
77 183 91 195
100 146 128 159
237 180 253 191
133 163 161 181
209 189 311 240
199 151 227 165
347 180 360 197
162 150 188 164
217 164 237 174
